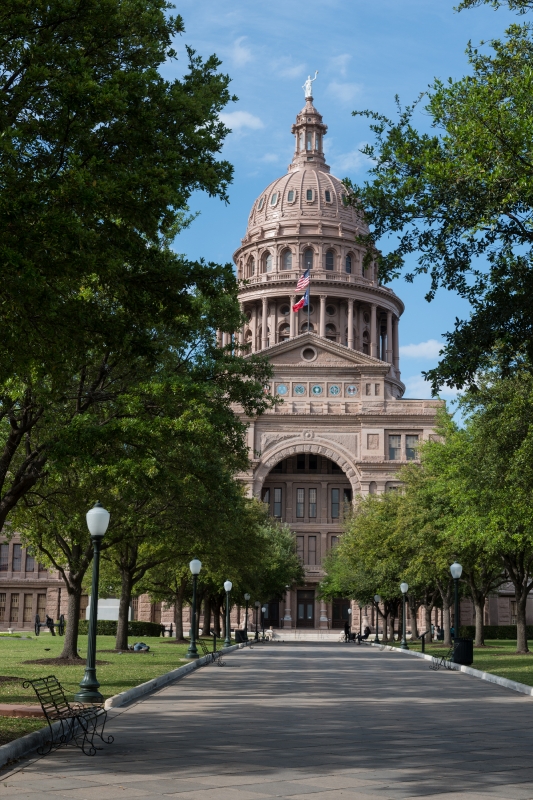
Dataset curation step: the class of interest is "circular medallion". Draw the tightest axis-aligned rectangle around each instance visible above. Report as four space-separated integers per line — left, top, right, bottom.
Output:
311 385 323 396
329 385 341 396
294 384 306 395
346 384 358 397
276 384 288 396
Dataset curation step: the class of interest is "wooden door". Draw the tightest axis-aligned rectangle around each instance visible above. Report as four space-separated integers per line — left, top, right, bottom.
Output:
297 590 315 627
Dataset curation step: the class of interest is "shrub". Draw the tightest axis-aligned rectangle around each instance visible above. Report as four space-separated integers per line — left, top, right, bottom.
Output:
459 625 533 640
77 620 163 637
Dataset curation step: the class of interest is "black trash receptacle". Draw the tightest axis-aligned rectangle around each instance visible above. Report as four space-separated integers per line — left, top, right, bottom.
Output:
453 637 473 665
234 630 246 643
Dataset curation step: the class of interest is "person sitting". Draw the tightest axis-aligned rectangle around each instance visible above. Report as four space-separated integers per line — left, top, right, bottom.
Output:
45 615 55 636
344 620 350 642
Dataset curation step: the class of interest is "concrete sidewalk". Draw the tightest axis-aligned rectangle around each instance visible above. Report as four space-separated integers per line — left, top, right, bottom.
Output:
3 642 533 799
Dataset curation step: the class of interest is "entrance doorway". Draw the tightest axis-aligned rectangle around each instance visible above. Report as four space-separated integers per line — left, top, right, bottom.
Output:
297 590 315 627
332 599 350 629
263 601 280 628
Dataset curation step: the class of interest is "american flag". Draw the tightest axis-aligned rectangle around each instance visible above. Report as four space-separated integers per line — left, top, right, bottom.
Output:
296 268 310 291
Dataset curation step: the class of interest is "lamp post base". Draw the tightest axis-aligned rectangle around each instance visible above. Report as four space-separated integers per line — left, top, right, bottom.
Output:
74 668 104 704
186 646 199 659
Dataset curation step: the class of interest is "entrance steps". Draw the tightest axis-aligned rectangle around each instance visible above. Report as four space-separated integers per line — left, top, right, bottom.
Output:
271 629 342 642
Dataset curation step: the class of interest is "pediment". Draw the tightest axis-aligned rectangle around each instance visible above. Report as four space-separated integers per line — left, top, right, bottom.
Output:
255 333 389 372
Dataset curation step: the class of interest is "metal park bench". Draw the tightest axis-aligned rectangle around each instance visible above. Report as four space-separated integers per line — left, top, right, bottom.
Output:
198 636 225 667
429 645 455 671
23 675 114 757
34 614 65 637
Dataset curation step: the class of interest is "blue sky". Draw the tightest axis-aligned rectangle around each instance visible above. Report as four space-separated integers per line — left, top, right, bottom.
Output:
167 0 516 401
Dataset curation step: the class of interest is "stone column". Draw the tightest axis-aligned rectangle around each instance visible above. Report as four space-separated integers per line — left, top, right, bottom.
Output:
272 299 278 345
347 299 354 349
386 310 393 363
319 295 326 338
290 295 296 338
284 588 292 627
319 599 328 630
359 305 365 352
216 330 222 348
393 315 400 370
239 303 245 346
262 297 268 349
251 304 257 353
370 304 378 358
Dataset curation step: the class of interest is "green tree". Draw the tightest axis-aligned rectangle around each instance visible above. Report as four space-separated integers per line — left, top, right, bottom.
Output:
344 0 533 391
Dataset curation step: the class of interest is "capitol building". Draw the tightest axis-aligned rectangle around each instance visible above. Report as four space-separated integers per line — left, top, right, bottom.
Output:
231 84 442 633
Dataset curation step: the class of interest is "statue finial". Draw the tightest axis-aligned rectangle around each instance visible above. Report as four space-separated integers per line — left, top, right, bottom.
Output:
303 70 319 99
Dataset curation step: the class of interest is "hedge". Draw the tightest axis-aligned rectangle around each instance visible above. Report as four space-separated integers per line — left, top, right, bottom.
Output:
459 625 533 640
77 620 164 637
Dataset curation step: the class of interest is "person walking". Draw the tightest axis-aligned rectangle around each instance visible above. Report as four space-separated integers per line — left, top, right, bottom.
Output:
344 620 350 642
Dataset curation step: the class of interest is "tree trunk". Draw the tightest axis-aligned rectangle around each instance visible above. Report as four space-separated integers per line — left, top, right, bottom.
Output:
473 597 485 647
442 597 451 646
59 583 83 660
203 596 211 636
213 599 221 637
116 569 133 651
408 596 419 639
500 551 533 654
174 592 184 641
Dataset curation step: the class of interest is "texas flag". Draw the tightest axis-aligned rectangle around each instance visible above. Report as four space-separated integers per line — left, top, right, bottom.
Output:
292 288 309 313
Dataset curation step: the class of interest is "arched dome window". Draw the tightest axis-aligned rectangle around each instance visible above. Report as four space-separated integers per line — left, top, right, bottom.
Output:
325 250 335 271
369 481 377 495
362 330 370 355
282 250 292 271
306 132 312 151
324 189 331 203
299 133 303 151
325 323 337 341
247 257 255 278
279 323 290 342
304 249 314 270
263 252 273 273
301 322 314 333
270 192 278 206
345 254 352 274
287 189 295 203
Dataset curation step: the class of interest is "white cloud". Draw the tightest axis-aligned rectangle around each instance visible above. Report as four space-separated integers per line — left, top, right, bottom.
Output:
403 375 460 401
399 339 444 359
229 36 253 67
260 153 280 163
330 54 351 77
327 81 362 105
330 146 368 174
275 58 306 79
219 111 264 131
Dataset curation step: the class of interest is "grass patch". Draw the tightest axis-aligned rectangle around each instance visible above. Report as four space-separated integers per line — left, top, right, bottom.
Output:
0 717 45 747
389 639 533 686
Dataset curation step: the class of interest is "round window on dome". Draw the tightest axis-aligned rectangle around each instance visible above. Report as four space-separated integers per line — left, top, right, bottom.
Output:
280 304 290 316
258 197 265 211
326 305 336 316
270 192 278 206
287 190 295 203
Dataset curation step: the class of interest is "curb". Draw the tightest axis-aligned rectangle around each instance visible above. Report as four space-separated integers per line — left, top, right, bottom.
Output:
366 641 533 698
0 641 247 771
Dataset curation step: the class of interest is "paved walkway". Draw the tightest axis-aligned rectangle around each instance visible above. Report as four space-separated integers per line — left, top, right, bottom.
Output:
4 643 533 799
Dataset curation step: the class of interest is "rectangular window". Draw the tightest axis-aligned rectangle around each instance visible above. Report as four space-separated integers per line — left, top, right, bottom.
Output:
331 488 340 519
296 454 305 470
0 544 8 572
308 536 317 566
262 488 270 506
25 549 35 572
306 188 313 200
37 594 46 618
331 536 339 549
309 488 317 518
10 593 19 623
309 454 318 470
366 383 371 396
273 488 282 518
12 544 21 572
375 383 380 395
406 435 419 460
296 488 305 518
389 435 401 460
0 593 5 621
296 536 304 562
325 190 331 202
23 594 33 623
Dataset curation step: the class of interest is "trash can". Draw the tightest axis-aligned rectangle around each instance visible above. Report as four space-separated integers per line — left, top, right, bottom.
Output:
453 637 473 665
234 630 246 643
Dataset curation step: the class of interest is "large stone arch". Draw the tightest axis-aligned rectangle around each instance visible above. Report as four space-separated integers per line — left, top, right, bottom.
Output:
253 437 361 498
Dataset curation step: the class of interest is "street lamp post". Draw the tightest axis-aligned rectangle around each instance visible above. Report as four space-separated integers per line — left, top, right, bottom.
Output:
186 558 202 659
373 595 381 644
261 605 267 639
224 580 232 648
254 600 260 641
244 593 250 640
347 607 352 641
400 582 409 650
450 561 463 641
75 502 110 704
359 603 363 636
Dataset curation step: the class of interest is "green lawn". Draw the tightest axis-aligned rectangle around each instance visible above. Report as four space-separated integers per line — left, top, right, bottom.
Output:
0 633 193 746
390 639 533 686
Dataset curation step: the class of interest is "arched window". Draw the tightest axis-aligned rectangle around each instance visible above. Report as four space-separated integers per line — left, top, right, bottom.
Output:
345 254 352 274
282 250 292 270
270 192 278 206
316 134 321 151
279 323 290 341
325 190 331 203
299 133 303 151
369 481 377 495
247 258 255 278
263 252 272 273
362 330 369 355
307 133 312 150
325 323 337 341
301 322 315 333
287 189 295 203
304 249 314 270
325 250 335 271
306 189 313 201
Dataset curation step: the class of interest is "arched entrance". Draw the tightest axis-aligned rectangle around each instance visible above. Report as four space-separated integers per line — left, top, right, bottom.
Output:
257 443 358 631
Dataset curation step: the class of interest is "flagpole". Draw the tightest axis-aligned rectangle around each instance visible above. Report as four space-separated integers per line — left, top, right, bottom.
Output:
307 274 311 333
